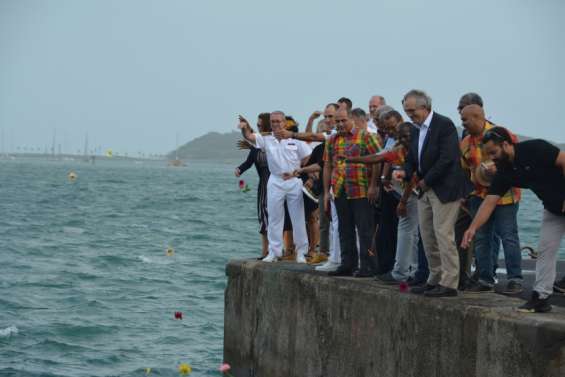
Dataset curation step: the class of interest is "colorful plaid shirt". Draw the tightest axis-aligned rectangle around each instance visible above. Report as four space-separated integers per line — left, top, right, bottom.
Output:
323 128 381 199
460 121 520 205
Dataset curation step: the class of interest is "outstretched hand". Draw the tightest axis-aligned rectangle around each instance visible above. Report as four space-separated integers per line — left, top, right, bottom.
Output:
309 111 322 120
461 228 475 249
238 115 250 130
274 128 293 140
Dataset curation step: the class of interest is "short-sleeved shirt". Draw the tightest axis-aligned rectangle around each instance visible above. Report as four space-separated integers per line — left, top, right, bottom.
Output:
323 128 381 199
255 133 311 177
460 121 520 204
489 139 565 216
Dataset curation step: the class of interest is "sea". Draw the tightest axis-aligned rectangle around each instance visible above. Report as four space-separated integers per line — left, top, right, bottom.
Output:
1 158 564 377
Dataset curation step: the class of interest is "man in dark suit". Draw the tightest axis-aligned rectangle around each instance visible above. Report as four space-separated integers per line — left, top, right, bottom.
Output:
403 89 469 297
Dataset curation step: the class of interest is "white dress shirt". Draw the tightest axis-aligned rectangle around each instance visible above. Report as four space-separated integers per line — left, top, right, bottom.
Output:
416 111 434 167
367 119 378 134
255 133 312 177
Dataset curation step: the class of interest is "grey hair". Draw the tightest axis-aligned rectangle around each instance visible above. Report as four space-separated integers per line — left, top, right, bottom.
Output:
270 110 286 119
351 107 367 119
402 89 432 111
375 105 394 120
458 92 483 110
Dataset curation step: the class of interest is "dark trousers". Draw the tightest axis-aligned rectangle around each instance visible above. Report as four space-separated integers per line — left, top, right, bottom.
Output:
455 206 474 288
334 196 376 273
414 234 429 283
375 190 399 274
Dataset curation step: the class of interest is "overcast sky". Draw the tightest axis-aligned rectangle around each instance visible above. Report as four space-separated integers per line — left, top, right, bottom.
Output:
1 0 563 155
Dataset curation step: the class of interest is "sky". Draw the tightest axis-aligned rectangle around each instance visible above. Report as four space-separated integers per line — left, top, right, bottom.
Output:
1 0 564 155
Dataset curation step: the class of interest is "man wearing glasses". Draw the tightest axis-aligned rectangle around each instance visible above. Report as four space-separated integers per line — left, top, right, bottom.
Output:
402 89 469 297
462 127 565 313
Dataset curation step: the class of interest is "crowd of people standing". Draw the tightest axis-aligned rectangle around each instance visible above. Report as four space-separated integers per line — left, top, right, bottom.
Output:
235 90 565 314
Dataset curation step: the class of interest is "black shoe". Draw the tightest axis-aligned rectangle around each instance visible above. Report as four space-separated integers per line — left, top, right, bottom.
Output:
424 285 458 297
352 270 373 278
328 267 353 277
502 280 524 295
411 284 437 294
517 291 552 313
375 272 399 285
465 280 494 294
553 276 565 294
407 277 426 287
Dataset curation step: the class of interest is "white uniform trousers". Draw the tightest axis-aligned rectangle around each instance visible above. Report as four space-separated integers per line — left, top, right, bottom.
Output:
266 175 309 258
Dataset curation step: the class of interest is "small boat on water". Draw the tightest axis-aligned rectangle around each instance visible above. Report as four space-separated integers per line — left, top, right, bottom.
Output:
168 133 186 167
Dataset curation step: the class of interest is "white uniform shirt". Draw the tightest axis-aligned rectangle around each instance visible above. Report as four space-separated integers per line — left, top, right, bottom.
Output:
255 133 311 177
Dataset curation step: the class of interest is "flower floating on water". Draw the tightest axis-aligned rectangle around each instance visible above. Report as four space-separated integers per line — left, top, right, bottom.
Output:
218 363 233 374
67 171 77 182
399 281 409 293
174 311 183 320
218 363 233 377
166 246 175 256
238 179 251 193
178 363 192 375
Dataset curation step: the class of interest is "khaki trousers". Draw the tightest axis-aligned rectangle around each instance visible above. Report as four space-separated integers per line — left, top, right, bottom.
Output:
418 189 461 289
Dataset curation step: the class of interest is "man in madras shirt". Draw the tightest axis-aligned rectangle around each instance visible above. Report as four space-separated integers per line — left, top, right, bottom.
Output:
323 107 382 277
460 104 524 294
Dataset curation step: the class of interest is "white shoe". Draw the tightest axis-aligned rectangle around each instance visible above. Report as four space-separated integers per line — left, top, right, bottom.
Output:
262 254 277 263
315 261 340 272
296 253 307 264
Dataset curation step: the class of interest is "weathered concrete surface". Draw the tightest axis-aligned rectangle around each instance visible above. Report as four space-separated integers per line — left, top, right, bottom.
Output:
224 260 565 377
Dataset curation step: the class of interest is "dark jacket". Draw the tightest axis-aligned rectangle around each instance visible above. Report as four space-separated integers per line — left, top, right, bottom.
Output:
405 112 470 203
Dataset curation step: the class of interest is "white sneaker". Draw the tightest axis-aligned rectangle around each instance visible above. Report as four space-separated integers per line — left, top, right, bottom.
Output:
296 253 307 264
315 261 340 272
262 254 277 263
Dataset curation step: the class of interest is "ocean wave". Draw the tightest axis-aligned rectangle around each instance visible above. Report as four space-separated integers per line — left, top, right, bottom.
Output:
0 325 18 337
62 226 85 235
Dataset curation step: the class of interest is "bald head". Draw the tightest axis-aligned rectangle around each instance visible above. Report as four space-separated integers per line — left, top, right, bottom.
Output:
369 95 386 118
460 104 486 136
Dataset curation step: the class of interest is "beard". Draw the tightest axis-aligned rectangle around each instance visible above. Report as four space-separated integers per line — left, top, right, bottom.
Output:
493 150 512 170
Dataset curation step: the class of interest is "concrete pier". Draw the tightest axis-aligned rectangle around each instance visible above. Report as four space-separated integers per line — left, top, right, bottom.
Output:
223 260 565 377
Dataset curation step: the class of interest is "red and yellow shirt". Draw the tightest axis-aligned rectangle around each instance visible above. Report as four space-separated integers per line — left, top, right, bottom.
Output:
323 128 381 199
460 121 520 205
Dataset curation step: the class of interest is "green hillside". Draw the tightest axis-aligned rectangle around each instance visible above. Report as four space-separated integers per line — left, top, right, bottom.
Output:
169 131 248 162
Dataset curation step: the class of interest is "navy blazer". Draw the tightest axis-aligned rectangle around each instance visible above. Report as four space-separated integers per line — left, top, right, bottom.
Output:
405 112 470 203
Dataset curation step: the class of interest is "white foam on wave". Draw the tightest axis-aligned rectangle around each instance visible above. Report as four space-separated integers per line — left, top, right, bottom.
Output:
0 325 18 337
63 226 85 235
138 255 151 263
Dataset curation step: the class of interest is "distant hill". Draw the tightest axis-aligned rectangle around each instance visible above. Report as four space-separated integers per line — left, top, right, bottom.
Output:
170 130 564 163
169 131 248 162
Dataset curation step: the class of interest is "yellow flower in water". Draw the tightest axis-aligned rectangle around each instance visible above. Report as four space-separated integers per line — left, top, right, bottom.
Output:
166 246 175 256
178 363 192 375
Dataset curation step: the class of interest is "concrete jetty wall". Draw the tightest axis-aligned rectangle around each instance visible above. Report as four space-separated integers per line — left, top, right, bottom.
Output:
223 260 565 377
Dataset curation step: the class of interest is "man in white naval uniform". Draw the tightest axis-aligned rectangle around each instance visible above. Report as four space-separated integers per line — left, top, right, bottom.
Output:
238 111 312 263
